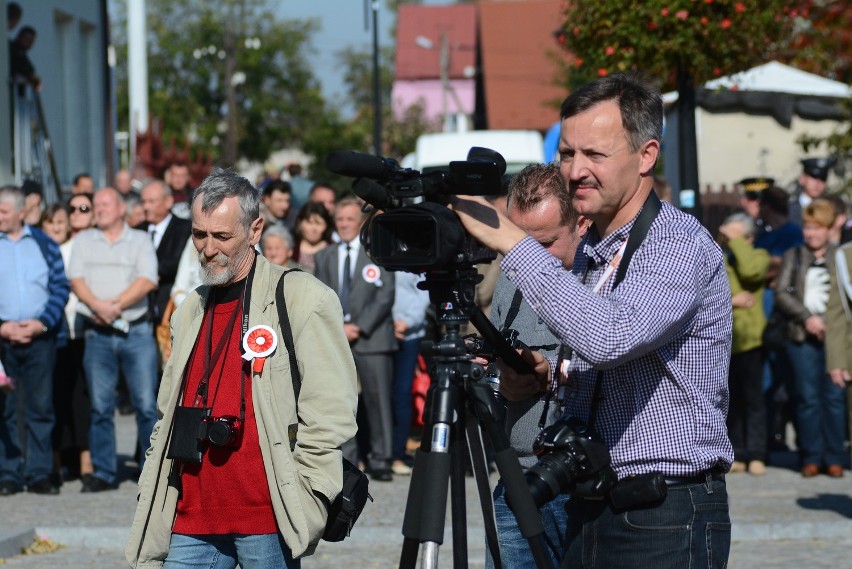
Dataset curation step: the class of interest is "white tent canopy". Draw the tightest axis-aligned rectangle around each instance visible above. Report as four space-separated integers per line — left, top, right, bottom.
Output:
664 61 851 103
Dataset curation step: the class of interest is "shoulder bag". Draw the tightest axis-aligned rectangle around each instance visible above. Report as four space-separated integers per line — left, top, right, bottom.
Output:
275 270 372 542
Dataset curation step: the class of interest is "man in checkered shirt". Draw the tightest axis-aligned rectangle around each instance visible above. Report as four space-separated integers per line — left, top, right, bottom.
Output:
453 73 733 569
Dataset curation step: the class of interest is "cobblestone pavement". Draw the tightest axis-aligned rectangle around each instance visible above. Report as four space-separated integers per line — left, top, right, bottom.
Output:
1 413 851 568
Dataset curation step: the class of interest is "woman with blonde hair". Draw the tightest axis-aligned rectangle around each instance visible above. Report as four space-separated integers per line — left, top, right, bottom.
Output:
775 198 846 478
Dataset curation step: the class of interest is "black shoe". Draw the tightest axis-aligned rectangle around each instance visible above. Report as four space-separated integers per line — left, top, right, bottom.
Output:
0 480 22 496
367 467 393 482
81 475 118 493
27 478 60 495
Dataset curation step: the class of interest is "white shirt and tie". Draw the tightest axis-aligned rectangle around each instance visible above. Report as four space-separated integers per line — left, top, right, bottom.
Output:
337 239 359 321
148 213 173 251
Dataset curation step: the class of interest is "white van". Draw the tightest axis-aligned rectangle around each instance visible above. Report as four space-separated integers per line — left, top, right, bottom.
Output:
411 130 545 174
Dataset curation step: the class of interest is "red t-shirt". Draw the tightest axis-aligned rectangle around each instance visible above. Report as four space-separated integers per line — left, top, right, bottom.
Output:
172 295 278 535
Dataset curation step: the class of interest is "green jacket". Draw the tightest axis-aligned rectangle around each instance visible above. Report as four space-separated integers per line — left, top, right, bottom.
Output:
725 237 769 354
826 242 852 374
126 255 358 567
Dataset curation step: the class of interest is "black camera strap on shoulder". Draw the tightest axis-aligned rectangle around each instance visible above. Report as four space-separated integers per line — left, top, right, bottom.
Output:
274 269 371 542
587 191 662 428
504 288 523 329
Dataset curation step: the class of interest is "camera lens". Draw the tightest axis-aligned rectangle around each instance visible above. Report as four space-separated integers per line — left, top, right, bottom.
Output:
207 420 235 447
524 451 581 508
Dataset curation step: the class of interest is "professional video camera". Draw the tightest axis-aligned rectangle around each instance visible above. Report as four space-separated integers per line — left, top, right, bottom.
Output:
525 417 617 508
325 147 507 273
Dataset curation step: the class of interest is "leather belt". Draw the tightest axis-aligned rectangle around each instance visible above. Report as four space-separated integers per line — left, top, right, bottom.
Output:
662 467 725 487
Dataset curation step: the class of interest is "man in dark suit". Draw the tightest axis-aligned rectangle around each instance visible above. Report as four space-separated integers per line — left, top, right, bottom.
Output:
314 197 397 481
137 180 192 321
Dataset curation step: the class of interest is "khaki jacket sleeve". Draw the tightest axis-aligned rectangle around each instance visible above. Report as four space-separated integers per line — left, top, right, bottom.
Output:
290 281 359 500
826 249 852 373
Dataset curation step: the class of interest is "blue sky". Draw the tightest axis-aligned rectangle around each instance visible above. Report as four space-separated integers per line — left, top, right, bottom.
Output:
277 0 454 114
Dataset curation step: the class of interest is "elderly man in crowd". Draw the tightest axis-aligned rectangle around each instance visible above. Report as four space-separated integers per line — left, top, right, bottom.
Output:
69 187 159 492
0 185 70 496
127 169 357 568
138 180 192 322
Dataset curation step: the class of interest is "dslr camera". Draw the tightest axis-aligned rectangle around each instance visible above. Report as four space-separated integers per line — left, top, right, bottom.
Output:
167 406 243 463
198 413 242 448
525 417 617 507
326 147 507 273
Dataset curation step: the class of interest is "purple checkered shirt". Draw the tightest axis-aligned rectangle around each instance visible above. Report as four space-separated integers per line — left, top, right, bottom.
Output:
501 201 733 478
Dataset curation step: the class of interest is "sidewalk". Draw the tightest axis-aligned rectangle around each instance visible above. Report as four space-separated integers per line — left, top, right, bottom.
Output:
1 412 851 568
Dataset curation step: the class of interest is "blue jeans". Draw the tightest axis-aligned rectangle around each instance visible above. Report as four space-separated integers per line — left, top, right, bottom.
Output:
0 336 56 485
164 533 298 569
392 337 422 461
83 321 158 484
486 480 569 569
786 339 846 466
563 478 730 569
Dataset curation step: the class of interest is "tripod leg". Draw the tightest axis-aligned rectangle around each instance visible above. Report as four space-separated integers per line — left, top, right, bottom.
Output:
464 414 503 569
468 382 556 569
399 368 457 569
450 409 468 569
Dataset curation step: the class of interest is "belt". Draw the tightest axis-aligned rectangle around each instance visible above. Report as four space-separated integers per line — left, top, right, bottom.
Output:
85 314 149 331
662 467 725 487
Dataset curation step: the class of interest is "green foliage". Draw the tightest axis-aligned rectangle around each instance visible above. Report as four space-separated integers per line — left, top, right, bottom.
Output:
560 0 795 88
798 98 852 194
112 0 328 163
779 2 851 84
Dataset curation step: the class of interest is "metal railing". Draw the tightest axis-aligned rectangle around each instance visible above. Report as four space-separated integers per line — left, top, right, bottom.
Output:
10 80 62 204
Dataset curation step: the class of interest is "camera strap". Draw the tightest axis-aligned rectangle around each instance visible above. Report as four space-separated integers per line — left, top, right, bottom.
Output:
193 295 241 408
587 191 662 427
192 254 257 424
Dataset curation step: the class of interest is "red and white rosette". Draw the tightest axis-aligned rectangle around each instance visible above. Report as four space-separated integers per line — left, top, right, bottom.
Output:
362 264 383 287
242 324 278 374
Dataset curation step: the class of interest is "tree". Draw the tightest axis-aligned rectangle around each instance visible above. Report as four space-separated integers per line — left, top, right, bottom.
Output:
778 2 851 84
560 0 798 219
112 0 328 165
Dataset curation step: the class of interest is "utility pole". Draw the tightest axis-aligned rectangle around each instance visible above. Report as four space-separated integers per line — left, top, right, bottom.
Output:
677 61 702 223
371 0 382 156
440 33 449 132
128 0 148 175
224 25 239 166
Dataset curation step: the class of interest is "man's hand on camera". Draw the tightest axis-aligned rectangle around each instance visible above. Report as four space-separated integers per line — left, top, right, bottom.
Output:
450 196 528 255
496 348 550 401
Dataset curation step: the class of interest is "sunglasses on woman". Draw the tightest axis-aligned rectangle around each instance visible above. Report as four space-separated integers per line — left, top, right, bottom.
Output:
68 205 92 214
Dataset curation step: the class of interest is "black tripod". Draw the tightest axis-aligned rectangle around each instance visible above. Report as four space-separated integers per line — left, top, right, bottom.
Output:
398 269 555 569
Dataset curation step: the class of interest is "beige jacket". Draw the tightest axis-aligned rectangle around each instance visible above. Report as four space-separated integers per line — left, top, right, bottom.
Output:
126 255 358 568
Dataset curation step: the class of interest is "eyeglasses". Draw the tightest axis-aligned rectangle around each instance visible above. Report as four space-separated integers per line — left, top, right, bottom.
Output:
68 205 91 214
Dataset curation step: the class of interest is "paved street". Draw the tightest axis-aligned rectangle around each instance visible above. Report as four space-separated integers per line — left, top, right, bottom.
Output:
1 413 852 568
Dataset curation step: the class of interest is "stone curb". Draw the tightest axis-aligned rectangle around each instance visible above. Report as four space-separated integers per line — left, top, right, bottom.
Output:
0 527 35 559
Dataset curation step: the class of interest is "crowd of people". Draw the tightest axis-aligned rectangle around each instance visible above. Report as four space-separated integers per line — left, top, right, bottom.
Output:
0 157 433 500
1 71 851 569
721 159 852 481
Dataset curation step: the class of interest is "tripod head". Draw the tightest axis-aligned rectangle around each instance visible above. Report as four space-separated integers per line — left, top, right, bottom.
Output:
418 267 535 378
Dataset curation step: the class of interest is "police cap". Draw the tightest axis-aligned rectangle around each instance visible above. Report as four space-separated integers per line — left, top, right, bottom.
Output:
739 177 774 199
801 157 836 181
